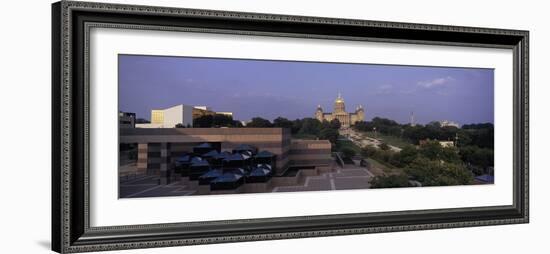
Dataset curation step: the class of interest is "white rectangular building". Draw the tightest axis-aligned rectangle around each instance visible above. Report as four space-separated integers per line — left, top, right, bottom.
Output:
136 104 194 128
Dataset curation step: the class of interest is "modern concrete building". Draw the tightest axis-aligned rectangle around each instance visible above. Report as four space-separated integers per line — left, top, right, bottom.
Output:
193 106 234 119
192 106 214 120
137 104 194 128
119 128 332 182
315 93 364 128
289 139 332 168
419 139 455 148
135 104 235 129
118 111 136 128
193 106 211 111
439 140 455 148
216 112 234 117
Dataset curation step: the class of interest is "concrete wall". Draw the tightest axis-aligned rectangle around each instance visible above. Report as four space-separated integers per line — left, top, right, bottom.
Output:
121 128 292 174
289 139 332 167
163 104 193 128
162 105 183 128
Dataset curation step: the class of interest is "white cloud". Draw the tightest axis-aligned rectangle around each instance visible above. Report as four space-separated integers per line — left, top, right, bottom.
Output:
375 84 393 94
417 76 455 88
379 84 393 90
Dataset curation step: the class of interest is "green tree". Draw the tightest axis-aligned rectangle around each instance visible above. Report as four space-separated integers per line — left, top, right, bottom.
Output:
232 121 243 128
370 117 401 135
379 149 394 164
273 117 293 129
459 123 493 148
360 145 378 158
462 123 494 129
387 126 403 137
299 118 322 136
456 130 473 147
329 119 341 130
193 115 214 127
341 147 357 160
418 141 461 163
193 114 240 128
470 127 494 148
319 128 339 144
395 145 418 167
353 121 372 132
370 174 410 188
247 117 273 127
403 124 445 144
372 117 400 127
427 121 442 128
419 141 445 160
211 114 235 127
405 157 473 186
459 146 494 169
291 119 303 134
321 120 331 130
440 126 459 141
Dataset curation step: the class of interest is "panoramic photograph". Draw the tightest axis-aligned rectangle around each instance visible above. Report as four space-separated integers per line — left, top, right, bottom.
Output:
118 54 494 198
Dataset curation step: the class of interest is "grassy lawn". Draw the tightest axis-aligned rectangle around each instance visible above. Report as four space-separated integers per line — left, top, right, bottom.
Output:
366 158 390 170
335 137 407 177
384 167 406 176
366 158 406 176
361 131 412 148
335 138 362 154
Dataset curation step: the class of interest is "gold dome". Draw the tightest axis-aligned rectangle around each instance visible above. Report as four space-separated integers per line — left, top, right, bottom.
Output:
334 92 344 103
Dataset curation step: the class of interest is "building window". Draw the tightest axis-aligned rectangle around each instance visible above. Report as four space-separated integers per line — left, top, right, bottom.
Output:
151 110 164 124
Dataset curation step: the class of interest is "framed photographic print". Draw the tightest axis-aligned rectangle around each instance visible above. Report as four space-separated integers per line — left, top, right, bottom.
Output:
52 1 529 253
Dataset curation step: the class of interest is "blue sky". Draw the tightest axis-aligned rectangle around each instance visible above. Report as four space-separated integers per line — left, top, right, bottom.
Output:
119 55 494 125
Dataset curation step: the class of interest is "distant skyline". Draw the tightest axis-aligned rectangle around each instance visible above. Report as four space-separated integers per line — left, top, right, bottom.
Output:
119 54 494 125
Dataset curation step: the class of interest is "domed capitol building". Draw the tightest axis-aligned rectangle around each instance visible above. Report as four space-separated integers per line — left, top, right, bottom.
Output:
315 93 365 128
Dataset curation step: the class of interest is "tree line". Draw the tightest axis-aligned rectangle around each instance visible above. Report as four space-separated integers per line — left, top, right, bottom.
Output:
354 117 495 188
246 117 342 144
368 141 475 188
352 117 494 173
353 117 494 149
188 115 343 144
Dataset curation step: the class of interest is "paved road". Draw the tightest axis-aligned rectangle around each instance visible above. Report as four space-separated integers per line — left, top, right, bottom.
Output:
340 128 402 152
119 175 196 198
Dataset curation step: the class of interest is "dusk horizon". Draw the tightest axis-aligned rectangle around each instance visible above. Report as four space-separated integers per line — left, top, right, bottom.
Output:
119 54 494 125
